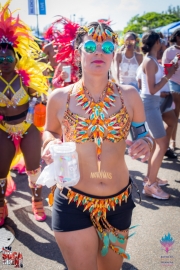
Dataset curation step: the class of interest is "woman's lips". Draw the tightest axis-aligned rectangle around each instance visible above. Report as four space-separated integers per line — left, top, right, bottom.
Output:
92 60 105 64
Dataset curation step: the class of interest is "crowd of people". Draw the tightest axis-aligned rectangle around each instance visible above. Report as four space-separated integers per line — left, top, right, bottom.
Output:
0 0 179 269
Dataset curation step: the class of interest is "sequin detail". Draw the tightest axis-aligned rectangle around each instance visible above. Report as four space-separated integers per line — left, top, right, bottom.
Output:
0 75 29 108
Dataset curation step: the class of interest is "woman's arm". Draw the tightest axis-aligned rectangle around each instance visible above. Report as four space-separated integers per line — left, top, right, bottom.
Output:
144 58 176 95
124 88 152 162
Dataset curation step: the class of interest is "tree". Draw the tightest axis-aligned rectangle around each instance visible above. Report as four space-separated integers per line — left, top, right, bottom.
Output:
166 5 180 18
123 12 179 34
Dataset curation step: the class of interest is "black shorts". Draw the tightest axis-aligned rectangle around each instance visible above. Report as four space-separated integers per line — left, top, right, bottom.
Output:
52 179 136 232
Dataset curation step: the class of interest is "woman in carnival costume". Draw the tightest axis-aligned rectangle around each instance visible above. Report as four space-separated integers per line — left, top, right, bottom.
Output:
42 22 153 269
50 16 80 88
0 0 50 225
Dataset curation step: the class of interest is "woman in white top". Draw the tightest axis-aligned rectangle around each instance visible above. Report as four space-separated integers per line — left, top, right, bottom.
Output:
162 28 180 151
140 31 178 200
114 32 143 91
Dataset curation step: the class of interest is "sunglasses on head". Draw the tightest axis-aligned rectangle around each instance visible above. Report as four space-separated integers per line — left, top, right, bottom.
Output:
79 40 115 54
0 56 15 64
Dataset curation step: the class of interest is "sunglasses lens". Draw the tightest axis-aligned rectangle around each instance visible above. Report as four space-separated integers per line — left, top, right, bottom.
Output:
102 41 114 54
84 40 96 53
6 56 14 63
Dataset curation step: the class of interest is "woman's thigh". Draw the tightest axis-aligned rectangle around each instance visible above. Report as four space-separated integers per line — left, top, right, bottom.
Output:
0 128 15 176
162 110 176 128
54 226 99 270
97 230 129 270
20 124 41 170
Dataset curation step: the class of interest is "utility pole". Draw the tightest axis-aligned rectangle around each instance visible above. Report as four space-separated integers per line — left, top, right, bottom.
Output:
36 0 39 37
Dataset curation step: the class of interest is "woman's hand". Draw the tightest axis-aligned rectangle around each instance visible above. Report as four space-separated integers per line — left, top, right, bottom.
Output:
126 139 151 162
60 70 69 81
167 62 179 78
160 91 170 98
42 139 62 165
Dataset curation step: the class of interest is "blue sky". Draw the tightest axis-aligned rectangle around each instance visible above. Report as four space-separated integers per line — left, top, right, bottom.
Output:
4 0 180 33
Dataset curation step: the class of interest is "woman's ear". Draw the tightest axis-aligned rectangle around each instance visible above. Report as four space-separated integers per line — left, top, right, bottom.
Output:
74 49 81 61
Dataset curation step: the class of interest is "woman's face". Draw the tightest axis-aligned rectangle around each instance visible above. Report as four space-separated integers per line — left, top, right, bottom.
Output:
0 48 16 74
124 34 136 50
77 34 114 77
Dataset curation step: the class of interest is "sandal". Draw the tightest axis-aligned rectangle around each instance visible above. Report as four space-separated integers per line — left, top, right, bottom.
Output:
0 202 8 226
32 200 46 222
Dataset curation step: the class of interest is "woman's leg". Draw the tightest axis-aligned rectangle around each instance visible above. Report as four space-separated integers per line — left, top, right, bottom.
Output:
0 129 16 224
144 136 169 199
170 93 180 149
162 110 176 143
20 124 46 221
97 230 129 270
54 227 99 270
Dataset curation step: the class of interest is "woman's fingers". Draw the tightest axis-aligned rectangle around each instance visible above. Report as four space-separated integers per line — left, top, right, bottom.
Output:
128 139 151 162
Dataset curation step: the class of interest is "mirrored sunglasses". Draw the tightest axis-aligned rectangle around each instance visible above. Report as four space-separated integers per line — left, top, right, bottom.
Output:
0 56 15 64
79 40 115 54
124 40 136 45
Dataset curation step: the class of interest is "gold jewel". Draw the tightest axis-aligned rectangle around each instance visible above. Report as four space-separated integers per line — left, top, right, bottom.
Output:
90 171 112 179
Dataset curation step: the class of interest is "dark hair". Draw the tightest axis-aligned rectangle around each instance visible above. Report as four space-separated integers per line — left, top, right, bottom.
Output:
158 32 164 39
169 28 180 43
124 31 137 40
141 30 160 54
0 43 15 55
75 22 116 79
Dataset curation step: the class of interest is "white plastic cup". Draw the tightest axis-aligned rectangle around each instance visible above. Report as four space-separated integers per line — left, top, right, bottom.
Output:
62 66 71 82
49 142 80 187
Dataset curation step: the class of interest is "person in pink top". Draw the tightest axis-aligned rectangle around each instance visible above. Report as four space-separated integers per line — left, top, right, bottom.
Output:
162 28 180 151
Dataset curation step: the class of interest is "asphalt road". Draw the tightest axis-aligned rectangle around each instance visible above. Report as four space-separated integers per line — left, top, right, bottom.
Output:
0 121 179 270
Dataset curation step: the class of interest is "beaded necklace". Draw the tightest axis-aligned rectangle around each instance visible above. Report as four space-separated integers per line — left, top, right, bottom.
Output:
75 81 117 172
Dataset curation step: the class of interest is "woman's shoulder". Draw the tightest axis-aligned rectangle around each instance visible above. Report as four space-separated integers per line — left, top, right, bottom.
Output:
118 84 139 100
49 84 74 103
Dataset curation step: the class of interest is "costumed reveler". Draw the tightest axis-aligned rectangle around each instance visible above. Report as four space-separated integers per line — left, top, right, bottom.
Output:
47 16 80 88
42 21 153 269
0 0 50 225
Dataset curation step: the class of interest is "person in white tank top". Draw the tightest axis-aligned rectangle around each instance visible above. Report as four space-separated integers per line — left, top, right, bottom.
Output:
140 30 178 200
114 32 143 91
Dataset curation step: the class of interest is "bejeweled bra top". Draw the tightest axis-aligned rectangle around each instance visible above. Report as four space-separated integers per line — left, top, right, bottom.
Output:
0 74 29 107
62 84 131 144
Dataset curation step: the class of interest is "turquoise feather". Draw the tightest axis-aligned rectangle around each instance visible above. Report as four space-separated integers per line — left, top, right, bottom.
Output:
109 232 117 243
88 27 94 35
103 234 110 247
101 246 109 256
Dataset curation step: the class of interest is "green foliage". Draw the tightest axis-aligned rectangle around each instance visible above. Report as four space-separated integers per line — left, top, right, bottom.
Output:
123 12 179 34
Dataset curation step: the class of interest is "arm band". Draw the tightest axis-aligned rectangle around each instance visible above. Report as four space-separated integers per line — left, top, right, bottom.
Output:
130 121 149 141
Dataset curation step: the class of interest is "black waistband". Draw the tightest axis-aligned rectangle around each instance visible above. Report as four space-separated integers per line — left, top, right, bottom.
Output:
58 177 141 203
4 109 28 122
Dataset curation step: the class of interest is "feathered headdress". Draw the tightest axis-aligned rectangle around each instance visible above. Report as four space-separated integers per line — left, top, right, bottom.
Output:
16 56 52 95
0 0 40 57
50 15 79 65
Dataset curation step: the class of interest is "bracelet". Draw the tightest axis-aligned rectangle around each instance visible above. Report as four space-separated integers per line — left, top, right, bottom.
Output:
141 137 154 152
42 137 55 150
163 76 169 82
